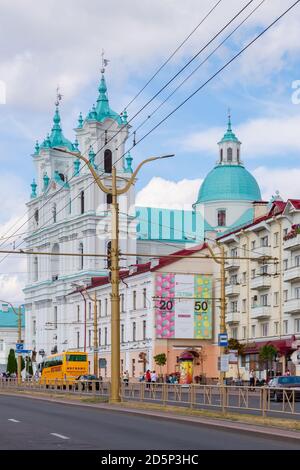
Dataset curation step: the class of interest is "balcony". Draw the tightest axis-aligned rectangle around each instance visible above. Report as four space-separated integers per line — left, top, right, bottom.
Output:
251 306 271 320
284 298 300 315
250 276 271 290
283 266 300 283
225 284 240 297
284 233 300 251
252 246 271 261
226 311 240 324
225 258 239 271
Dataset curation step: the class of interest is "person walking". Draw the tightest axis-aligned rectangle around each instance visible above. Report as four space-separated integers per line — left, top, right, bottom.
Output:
145 369 151 389
151 370 157 383
249 369 256 390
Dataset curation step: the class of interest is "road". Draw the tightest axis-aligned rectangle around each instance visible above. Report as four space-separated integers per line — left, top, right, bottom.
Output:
0 395 299 450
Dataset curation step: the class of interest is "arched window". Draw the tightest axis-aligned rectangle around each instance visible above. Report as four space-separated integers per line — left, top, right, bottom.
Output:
34 209 39 226
51 243 59 280
227 147 233 162
106 193 112 206
52 203 57 223
59 173 65 182
220 149 223 162
107 241 111 269
79 242 84 270
237 148 240 163
218 209 226 227
104 149 112 173
33 257 38 281
80 190 84 214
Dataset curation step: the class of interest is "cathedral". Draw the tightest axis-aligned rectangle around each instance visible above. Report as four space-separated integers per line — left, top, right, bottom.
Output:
24 68 262 364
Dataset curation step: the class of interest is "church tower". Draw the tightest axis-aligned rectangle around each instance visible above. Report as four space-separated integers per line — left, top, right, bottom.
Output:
194 113 262 236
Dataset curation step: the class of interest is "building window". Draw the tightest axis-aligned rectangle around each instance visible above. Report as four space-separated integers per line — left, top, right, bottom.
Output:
295 319 300 333
283 259 288 271
106 193 112 206
77 305 80 322
133 291 137 310
33 320 36 336
242 272 246 284
230 301 238 313
260 294 268 307
88 330 92 348
283 228 288 237
260 265 268 276
295 287 300 299
283 320 288 335
251 269 256 279
284 290 288 302
104 327 108 345
80 190 84 214
77 332 80 349
98 300 101 317
34 209 39 226
120 294 125 313
274 321 279 335
237 148 240 163
143 320 146 340
121 324 125 343
261 236 268 247
231 248 238 258
105 299 108 316
220 149 223 162
242 326 246 339
99 328 101 345
104 149 112 173
133 322 136 341
217 210 226 227
274 292 279 306
227 147 233 162
88 302 92 319
251 325 256 338
295 255 300 267
274 232 279 247
261 323 269 337
143 288 147 308
132 358 136 377
79 243 84 270
231 327 238 339
242 299 246 312
251 240 256 250
230 274 238 285
54 306 57 329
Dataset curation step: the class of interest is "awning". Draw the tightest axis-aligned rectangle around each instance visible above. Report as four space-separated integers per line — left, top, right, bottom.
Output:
244 336 296 355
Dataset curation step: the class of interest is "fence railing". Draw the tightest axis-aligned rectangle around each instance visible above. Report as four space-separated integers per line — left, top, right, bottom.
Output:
1 379 300 419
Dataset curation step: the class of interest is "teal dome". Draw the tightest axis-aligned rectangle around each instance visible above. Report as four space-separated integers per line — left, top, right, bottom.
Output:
196 165 261 203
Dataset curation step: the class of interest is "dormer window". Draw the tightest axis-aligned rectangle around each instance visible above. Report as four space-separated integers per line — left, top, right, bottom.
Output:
218 209 226 227
227 147 232 162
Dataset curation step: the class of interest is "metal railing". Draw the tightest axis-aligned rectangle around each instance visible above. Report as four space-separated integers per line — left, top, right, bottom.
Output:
1 378 300 419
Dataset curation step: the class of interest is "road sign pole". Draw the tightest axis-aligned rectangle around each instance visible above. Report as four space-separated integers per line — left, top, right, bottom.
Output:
17 306 22 385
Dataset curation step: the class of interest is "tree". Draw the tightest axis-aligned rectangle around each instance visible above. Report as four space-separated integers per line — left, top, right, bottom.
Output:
6 349 17 374
153 353 167 376
226 338 245 379
259 344 278 380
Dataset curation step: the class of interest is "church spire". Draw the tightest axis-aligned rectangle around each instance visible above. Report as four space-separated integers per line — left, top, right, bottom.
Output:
218 111 242 166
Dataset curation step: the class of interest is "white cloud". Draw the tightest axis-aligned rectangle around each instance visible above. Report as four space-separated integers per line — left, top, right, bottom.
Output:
253 166 300 201
136 176 202 210
182 114 300 158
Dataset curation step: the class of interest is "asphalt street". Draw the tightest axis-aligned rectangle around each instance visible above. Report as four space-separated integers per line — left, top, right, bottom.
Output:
0 395 300 450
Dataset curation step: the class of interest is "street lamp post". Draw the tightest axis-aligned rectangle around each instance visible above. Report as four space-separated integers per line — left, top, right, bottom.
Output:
1 300 23 385
55 147 174 402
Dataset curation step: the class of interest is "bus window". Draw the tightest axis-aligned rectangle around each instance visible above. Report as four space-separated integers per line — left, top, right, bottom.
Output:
66 354 87 362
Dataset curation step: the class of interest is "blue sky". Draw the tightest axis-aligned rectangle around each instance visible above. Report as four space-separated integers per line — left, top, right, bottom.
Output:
1 0 300 300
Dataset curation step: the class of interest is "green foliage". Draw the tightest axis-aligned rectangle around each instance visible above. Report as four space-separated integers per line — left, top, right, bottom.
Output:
259 344 278 361
6 349 17 374
226 338 245 355
153 353 167 367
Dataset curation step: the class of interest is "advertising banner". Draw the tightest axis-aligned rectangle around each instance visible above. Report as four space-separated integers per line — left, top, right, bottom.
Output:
155 273 212 339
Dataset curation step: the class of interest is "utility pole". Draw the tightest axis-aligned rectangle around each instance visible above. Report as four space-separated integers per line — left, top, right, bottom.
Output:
54 147 175 403
17 306 22 385
93 291 98 377
206 243 227 384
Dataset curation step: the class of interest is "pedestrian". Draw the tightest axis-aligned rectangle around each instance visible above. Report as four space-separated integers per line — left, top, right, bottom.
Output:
285 369 291 376
145 369 151 389
249 369 256 390
123 370 129 387
151 370 157 383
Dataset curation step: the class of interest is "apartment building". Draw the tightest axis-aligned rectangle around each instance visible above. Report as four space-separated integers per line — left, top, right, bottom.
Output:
218 199 300 379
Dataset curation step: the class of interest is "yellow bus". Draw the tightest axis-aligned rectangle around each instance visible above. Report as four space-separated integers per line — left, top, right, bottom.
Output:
40 351 88 385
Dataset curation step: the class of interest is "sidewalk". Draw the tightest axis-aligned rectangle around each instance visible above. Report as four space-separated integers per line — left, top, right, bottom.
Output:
1 389 300 442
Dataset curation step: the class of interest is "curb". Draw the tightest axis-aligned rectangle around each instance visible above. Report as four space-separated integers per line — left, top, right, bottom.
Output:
1 390 300 442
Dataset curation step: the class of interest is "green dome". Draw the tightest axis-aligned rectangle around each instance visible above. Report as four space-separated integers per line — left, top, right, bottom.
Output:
196 165 261 203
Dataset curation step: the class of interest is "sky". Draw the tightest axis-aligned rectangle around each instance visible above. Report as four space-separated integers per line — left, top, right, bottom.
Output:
1 0 300 301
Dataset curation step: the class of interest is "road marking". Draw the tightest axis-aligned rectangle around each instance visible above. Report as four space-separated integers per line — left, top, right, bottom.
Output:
8 419 20 423
50 433 70 440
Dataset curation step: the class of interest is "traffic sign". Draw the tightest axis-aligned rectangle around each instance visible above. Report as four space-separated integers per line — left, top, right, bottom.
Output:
218 333 228 347
16 343 24 351
15 350 31 355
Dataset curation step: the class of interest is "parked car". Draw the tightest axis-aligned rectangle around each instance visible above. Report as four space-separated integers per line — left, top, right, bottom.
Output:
75 374 102 391
267 376 300 402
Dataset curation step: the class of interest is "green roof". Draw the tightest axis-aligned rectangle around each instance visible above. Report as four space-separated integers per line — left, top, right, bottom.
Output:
40 106 75 152
85 74 123 125
196 165 261 203
0 305 25 328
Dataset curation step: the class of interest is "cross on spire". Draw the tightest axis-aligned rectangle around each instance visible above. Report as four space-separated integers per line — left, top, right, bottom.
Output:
55 85 63 107
101 49 110 74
